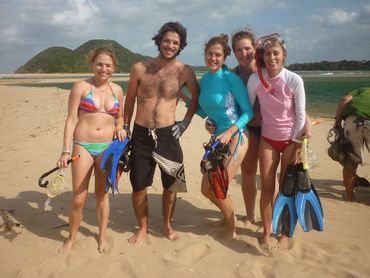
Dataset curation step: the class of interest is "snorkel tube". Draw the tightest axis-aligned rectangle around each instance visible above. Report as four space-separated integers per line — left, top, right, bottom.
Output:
255 33 286 94
38 155 80 188
255 47 272 93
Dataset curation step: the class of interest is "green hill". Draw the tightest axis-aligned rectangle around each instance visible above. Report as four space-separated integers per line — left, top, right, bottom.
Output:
15 39 152 73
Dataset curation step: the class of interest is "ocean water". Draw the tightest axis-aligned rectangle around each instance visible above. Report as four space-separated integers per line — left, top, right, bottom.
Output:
300 71 370 117
5 71 370 117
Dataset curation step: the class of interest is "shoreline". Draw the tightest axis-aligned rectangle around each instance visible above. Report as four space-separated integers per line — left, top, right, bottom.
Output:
0 74 130 85
0 82 341 118
4 72 369 119
0 70 370 84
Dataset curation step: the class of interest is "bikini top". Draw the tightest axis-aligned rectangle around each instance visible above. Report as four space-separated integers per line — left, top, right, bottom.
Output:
79 83 120 116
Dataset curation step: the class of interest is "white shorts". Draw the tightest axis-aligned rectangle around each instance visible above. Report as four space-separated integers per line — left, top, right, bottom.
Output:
343 115 370 165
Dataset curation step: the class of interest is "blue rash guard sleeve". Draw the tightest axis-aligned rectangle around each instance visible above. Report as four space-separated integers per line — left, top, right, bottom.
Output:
198 67 254 136
226 70 254 130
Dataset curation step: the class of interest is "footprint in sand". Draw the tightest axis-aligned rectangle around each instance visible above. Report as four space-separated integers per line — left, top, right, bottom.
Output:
162 242 211 267
301 239 360 255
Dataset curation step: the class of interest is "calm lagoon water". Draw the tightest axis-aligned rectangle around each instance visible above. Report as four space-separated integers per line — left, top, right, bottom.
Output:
6 71 370 117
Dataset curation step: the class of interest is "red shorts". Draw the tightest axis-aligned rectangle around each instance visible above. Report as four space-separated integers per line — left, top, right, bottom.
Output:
262 136 293 153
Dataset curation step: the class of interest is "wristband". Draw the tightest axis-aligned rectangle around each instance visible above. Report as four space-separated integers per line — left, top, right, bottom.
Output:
123 124 131 137
61 150 71 155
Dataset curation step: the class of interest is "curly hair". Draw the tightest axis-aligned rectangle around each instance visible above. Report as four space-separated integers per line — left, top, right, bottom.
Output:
152 22 187 56
204 33 232 58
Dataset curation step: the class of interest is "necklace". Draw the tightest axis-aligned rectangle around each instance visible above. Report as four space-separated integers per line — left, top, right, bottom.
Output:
93 78 110 93
98 83 110 92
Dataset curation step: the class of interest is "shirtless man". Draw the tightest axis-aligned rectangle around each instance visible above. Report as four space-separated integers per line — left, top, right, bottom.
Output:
123 22 199 243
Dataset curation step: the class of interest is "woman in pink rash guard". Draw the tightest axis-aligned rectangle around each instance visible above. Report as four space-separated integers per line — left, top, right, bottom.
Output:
247 33 306 250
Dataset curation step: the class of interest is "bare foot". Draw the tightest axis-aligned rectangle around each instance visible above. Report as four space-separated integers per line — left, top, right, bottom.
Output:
211 215 237 228
275 236 294 250
163 227 179 241
211 219 225 227
259 235 273 250
58 237 74 253
242 215 256 227
127 228 147 244
220 230 237 241
343 192 354 202
98 239 107 253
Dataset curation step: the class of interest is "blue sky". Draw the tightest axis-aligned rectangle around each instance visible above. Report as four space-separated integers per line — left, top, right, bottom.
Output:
1 0 370 73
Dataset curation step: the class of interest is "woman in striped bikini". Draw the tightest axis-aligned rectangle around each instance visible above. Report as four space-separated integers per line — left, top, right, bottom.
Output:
56 46 125 253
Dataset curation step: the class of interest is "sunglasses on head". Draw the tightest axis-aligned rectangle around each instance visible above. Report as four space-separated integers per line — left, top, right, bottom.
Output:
256 33 285 50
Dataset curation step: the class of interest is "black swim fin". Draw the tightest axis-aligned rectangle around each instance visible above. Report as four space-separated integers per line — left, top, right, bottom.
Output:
272 163 298 237
295 163 324 232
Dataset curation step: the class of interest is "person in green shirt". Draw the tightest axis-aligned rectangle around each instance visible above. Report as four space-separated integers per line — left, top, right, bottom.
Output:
334 87 370 201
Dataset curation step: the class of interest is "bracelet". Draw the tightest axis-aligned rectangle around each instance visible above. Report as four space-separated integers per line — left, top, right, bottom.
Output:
61 150 71 155
123 124 131 137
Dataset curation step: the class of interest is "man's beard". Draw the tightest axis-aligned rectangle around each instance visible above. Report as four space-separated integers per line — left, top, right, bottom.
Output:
159 50 178 61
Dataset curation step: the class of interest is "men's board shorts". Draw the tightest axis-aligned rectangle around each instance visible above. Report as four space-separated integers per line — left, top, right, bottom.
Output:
343 115 370 167
129 123 187 193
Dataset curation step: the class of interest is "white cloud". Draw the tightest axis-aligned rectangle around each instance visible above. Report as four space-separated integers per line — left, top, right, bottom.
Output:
363 4 370 13
282 4 370 64
0 26 24 44
3 26 18 37
1 0 370 73
276 1 288 10
357 4 370 25
52 0 99 26
325 8 357 26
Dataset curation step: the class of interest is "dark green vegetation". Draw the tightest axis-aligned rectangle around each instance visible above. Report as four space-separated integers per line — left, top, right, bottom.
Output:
287 60 370 71
15 40 152 73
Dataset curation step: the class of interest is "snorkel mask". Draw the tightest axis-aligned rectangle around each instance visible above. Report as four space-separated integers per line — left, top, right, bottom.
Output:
255 33 285 93
256 33 285 50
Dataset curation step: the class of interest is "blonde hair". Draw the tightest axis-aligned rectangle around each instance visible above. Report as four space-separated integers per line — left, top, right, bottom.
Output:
87 46 117 67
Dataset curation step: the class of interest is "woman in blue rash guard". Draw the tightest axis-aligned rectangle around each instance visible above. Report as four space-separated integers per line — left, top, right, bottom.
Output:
199 34 254 240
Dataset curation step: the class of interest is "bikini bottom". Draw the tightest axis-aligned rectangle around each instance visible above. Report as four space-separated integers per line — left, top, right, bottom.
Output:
73 140 111 157
261 136 293 153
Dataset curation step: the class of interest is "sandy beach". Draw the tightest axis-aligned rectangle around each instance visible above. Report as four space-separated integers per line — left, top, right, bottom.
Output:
1 80 370 277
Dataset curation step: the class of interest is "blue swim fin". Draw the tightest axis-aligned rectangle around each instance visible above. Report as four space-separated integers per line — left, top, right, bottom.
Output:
100 138 130 195
272 163 298 238
295 163 324 232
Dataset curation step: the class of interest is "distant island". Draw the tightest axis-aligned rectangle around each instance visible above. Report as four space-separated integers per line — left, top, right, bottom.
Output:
287 60 370 71
192 60 370 72
15 39 152 73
